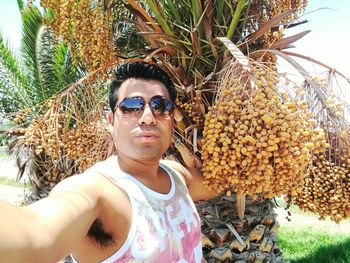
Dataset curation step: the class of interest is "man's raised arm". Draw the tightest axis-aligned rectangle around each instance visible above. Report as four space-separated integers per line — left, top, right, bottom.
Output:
0 173 101 263
164 160 221 201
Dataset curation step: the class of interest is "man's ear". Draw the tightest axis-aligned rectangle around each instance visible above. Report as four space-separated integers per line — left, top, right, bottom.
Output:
107 111 114 133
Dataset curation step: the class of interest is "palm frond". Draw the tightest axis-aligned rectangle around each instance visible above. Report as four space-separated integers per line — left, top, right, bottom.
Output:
0 34 27 88
50 43 86 91
160 0 181 22
0 2 83 120
144 0 174 36
17 0 24 10
0 33 30 116
36 26 59 95
270 30 311 49
38 27 85 97
242 9 296 50
20 4 45 100
214 0 226 27
226 0 246 40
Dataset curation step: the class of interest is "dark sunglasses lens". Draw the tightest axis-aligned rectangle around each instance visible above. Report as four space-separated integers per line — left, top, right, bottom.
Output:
150 97 174 115
119 97 144 114
165 101 175 112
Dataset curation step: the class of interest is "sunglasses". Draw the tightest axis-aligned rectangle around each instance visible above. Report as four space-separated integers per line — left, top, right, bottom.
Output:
116 95 175 118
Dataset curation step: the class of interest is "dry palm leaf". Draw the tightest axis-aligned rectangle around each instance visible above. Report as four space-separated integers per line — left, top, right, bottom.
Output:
215 37 251 73
242 9 296 49
270 30 311 49
174 136 202 168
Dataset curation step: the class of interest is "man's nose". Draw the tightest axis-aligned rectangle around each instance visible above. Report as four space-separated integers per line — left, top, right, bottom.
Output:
138 104 156 125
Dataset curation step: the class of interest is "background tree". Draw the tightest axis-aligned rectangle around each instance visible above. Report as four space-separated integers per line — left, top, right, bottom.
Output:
0 0 84 186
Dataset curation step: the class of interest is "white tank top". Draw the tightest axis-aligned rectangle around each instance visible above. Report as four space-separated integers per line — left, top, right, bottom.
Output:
71 156 202 263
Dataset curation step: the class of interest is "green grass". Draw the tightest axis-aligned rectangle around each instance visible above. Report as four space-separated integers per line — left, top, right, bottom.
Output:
278 225 350 263
276 196 350 263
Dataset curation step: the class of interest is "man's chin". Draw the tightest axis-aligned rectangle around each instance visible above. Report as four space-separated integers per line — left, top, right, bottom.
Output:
132 148 164 160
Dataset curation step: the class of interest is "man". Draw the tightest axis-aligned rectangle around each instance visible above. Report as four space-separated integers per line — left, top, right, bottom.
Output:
0 61 219 262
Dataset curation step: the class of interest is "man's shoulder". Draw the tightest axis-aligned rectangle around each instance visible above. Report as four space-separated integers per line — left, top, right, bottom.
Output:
50 156 120 197
161 159 184 172
50 170 111 196
85 155 118 175
161 159 188 183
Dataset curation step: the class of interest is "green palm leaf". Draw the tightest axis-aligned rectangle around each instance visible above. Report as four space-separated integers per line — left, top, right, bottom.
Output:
0 34 29 116
51 43 85 91
0 2 82 119
20 4 45 99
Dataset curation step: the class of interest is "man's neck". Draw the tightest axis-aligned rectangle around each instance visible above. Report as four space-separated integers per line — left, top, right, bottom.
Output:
116 154 161 179
115 154 171 194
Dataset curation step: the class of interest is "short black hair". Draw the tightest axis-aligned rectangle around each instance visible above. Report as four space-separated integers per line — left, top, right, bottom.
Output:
109 61 176 112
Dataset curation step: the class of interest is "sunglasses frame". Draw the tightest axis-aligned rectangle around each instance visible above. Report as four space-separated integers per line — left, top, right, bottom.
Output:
115 95 175 118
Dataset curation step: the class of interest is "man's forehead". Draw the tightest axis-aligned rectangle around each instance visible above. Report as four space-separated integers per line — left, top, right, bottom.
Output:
118 78 170 98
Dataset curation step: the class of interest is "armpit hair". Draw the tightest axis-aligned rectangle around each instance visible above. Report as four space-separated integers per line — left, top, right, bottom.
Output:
87 219 116 248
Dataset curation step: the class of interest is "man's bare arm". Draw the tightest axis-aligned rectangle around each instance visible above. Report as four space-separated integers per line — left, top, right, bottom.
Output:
0 173 102 263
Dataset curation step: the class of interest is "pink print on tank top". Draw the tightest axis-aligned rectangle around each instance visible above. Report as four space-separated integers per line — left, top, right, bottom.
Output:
113 194 202 263
71 157 203 263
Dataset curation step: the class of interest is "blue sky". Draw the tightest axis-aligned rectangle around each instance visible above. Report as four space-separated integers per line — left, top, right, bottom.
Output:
280 0 350 78
0 0 349 77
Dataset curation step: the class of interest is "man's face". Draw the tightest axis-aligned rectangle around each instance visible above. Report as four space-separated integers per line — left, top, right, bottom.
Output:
108 78 174 161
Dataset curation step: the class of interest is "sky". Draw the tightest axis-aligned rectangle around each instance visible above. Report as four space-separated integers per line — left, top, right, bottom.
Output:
0 0 349 78
279 0 350 79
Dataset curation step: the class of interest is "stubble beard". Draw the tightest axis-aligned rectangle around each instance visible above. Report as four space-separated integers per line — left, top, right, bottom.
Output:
133 145 164 160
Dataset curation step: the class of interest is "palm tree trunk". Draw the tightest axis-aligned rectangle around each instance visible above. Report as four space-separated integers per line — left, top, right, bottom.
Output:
196 195 284 262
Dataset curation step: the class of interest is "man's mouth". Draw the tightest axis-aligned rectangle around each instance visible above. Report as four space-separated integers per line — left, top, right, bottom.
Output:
134 133 159 142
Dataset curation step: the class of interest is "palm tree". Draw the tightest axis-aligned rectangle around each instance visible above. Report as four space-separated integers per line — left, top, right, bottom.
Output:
0 0 84 187
0 1 83 117
12 0 350 261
